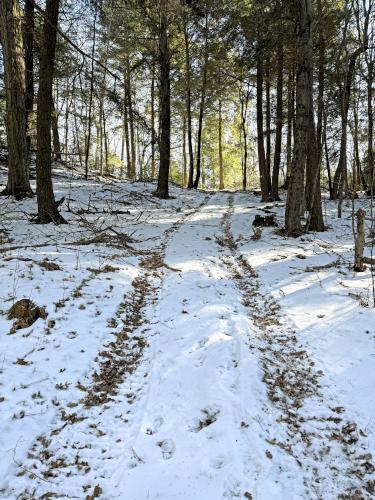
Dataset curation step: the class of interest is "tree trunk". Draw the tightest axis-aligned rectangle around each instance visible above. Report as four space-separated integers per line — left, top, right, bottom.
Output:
285 0 311 235
323 112 333 197
256 46 270 201
36 0 65 223
367 59 374 193
84 10 97 179
156 0 171 198
24 0 34 161
0 0 32 198
265 54 271 191
151 60 156 178
316 0 325 167
285 62 294 189
51 99 61 161
126 57 136 179
184 13 194 188
193 13 209 189
240 88 249 192
305 6 324 232
182 115 187 186
271 46 283 200
218 98 224 189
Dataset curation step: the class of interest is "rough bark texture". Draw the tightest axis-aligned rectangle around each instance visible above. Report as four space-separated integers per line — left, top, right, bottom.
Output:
24 0 34 159
184 14 194 189
305 0 324 232
367 59 374 193
285 62 294 189
36 0 65 223
265 54 271 190
193 14 209 189
51 99 61 161
151 61 156 179
285 0 311 235
256 47 271 201
271 46 283 200
0 0 32 198
156 0 171 198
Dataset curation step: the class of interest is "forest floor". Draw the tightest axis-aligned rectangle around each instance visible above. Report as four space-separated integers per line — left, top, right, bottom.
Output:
0 166 375 500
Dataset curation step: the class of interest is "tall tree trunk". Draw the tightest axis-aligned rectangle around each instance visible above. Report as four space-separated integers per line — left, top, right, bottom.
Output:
285 0 311 235
305 8 324 234
156 0 171 198
151 60 156 178
240 88 249 191
256 46 270 201
265 54 271 191
367 58 374 193
193 13 209 189
182 114 187 186
271 46 283 200
0 0 31 198
24 0 34 161
84 10 97 179
183 12 194 188
285 62 294 189
218 98 224 189
36 0 64 223
316 0 325 166
126 57 136 179
51 99 61 161
323 111 333 197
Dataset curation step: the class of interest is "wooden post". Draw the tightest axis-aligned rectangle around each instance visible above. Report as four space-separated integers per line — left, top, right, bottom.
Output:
354 208 366 272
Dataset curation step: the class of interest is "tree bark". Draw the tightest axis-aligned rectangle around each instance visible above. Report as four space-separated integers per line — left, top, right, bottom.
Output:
271 46 283 200
265 54 271 191
151 60 156 178
156 0 171 198
285 0 311 235
36 0 65 223
256 46 270 201
51 99 61 161
285 61 294 189
126 56 136 179
183 12 194 188
367 58 374 193
182 114 187 186
193 13 209 189
0 0 32 198
24 0 34 161
84 10 97 179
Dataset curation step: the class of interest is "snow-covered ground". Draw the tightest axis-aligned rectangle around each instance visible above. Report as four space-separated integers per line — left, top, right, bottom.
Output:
0 167 374 499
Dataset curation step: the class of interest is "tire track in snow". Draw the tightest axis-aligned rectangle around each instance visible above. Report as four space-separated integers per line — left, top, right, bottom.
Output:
9 195 211 500
219 193 375 499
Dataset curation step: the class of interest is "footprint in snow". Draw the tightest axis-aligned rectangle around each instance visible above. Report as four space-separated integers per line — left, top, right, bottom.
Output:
144 416 164 435
157 438 175 460
189 405 221 432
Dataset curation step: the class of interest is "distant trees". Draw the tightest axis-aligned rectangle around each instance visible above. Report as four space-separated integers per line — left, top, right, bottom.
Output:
0 0 374 232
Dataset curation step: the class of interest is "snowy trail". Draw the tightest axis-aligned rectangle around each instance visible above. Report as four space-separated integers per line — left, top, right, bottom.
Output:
2 189 375 499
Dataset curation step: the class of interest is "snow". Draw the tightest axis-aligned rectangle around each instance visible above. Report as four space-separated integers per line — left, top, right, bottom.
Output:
0 167 374 499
